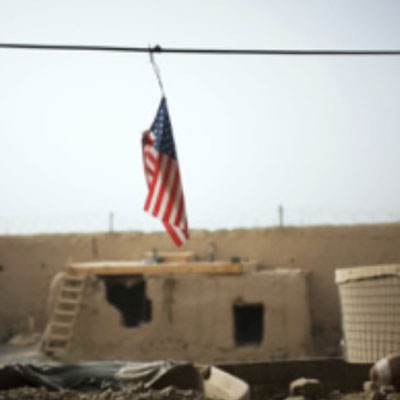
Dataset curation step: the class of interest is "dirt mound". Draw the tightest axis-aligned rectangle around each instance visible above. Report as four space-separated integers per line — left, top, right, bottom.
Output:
0 385 209 400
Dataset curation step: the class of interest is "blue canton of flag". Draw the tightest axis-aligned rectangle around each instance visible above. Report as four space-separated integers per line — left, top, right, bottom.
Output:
152 100 177 160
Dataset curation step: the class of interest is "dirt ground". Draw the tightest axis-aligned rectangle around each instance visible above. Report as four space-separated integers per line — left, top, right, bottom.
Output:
0 386 210 400
0 345 373 400
0 387 368 400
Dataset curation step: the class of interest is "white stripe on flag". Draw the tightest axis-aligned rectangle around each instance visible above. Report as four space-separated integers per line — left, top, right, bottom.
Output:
173 224 187 244
159 162 177 221
148 154 168 216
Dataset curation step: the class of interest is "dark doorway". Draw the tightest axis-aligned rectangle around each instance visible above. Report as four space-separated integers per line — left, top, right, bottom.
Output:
233 303 264 345
101 275 152 327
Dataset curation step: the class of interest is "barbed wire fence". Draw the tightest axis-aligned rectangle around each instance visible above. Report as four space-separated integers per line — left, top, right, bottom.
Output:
0 207 399 236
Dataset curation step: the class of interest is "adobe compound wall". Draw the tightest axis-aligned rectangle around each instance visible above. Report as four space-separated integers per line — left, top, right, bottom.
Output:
71 269 311 362
1 223 400 357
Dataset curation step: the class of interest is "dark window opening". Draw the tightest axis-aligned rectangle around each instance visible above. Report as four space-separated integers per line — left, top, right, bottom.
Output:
233 303 264 345
102 275 152 327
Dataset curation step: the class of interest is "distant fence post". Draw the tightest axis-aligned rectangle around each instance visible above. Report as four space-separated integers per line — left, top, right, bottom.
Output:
278 205 284 227
109 211 114 233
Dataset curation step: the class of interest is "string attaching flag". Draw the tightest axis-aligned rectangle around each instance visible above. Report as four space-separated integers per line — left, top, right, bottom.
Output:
142 97 189 247
149 46 165 97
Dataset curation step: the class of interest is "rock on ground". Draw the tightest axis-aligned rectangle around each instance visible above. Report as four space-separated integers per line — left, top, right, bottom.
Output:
289 378 323 399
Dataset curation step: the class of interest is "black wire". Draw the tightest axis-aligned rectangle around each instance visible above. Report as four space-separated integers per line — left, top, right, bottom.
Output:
0 43 400 56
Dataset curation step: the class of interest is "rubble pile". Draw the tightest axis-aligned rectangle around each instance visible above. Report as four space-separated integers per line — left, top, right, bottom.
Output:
0 361 215 400
0 385 210 400
283 378 400 400
363 381 400 400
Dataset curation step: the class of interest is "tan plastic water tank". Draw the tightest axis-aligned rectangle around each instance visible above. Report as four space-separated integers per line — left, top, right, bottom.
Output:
335 264 400 363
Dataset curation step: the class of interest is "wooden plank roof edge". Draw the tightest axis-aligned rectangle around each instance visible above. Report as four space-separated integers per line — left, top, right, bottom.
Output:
69 260 234 266
66 260 243 275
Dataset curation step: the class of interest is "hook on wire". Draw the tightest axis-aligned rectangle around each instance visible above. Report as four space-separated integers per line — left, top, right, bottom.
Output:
149 44 165 97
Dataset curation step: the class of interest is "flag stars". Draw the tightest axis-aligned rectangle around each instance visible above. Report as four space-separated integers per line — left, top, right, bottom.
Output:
153 105 177 159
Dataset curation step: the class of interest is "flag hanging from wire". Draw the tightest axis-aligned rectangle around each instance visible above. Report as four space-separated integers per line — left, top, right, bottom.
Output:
142 97 189 247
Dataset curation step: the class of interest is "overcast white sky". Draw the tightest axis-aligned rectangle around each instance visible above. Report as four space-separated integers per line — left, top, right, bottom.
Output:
1 0 400 234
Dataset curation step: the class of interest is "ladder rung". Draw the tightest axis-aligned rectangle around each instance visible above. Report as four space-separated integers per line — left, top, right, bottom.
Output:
61 276 85 289
43 273 86 356
54 310 78 317
47 334 71 341
61 287 83 294
50 325 73 335
61 283 84 290
57 299 80 305
51 322 74 329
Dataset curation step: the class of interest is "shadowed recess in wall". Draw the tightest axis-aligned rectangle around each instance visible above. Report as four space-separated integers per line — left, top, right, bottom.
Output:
101 275 152 327
233 303 264 345
162 277 176 323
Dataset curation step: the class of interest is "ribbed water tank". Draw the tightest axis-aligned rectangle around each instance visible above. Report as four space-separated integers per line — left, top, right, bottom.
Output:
335 264 400 363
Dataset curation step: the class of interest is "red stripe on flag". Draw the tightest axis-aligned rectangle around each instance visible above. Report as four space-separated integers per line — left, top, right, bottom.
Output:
144 153 161 211
152 156 173 217
145 151 156 165
145 165 154 176
174 195 184 227
163 221 183 247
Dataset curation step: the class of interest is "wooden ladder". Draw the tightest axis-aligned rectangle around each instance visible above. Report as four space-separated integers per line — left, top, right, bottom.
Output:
42 272 87 357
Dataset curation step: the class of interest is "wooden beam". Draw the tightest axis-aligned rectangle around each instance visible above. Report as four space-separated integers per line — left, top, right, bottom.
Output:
67 260 242 276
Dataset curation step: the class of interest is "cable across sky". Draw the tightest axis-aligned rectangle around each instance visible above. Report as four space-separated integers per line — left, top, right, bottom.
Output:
0 43 400 56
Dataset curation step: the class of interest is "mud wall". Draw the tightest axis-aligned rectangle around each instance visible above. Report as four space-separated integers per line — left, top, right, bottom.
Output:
72 269 311 363
1 223 400 355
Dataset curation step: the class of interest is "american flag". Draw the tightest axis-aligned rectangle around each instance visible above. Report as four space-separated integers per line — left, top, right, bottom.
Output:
142 97 189 247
